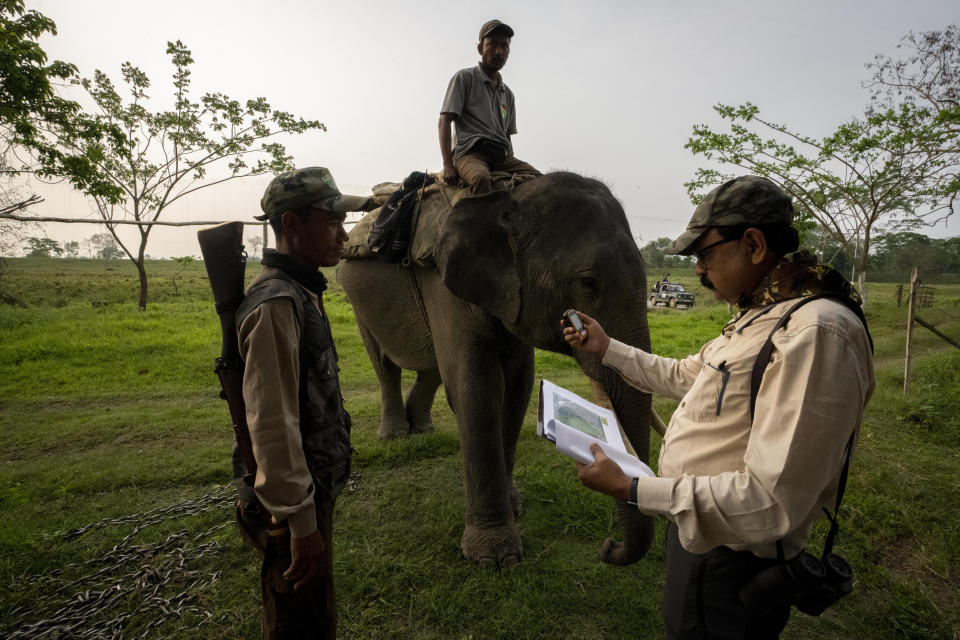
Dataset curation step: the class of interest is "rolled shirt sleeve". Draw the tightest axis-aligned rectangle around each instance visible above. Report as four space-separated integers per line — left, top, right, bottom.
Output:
238 298 317 538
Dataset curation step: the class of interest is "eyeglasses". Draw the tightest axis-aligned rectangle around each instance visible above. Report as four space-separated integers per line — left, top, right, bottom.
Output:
694 237 739 266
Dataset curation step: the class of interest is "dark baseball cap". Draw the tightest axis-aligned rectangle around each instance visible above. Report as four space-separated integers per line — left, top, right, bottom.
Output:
257 167 371 221
666 176 794 255
479 19 514 41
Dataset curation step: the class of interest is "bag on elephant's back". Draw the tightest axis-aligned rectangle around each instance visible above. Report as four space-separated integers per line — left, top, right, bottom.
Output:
342 179 468 268
366 171 434 263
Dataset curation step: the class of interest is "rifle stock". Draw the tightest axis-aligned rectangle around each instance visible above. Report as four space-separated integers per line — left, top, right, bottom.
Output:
198 221 257 477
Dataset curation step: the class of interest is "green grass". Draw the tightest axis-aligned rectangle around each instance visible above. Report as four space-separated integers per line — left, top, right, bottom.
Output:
1 258 958 639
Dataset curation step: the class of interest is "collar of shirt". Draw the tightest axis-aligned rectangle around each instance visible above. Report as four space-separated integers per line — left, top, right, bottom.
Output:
722 304 771 336
473 63 503 89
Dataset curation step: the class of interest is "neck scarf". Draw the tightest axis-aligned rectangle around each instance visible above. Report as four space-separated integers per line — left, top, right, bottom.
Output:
743 249 862 309
261 249 328 296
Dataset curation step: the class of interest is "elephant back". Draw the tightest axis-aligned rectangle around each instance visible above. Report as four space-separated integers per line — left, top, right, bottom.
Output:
342 171 537 267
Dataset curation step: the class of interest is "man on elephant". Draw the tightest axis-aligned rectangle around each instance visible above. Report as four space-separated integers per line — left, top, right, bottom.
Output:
564 176 875 639
236 166 369 639
439 19 540 194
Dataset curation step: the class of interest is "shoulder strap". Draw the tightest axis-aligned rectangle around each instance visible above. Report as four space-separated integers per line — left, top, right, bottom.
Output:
749 292 870 560
749 292 872 421
821 430 855 556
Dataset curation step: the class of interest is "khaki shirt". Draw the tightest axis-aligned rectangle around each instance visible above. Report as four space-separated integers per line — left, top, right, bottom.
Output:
603 298 875 558
238 293 319 538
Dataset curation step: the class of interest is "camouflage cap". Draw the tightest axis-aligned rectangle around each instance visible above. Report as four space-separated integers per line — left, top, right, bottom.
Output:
479 19 514 41
256 167 371 221
666 176 794 255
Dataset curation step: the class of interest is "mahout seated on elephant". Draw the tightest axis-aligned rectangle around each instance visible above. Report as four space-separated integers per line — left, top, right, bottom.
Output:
339 171 654 568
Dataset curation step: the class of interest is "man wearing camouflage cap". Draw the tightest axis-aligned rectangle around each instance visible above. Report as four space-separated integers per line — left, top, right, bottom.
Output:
439 19 541 194
236 167 369 639
564 176 875 638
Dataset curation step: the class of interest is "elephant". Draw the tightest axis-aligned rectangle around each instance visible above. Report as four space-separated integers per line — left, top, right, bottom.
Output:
339 171 654 568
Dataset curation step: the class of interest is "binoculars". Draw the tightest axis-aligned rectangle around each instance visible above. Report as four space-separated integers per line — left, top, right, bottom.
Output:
739 551 853 616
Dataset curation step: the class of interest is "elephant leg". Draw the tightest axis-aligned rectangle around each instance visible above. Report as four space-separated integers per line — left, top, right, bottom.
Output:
435 341 521 567
376 359 411 439
405 368 441 434
355 315 410 439
500 344 534 518
456 393 521 568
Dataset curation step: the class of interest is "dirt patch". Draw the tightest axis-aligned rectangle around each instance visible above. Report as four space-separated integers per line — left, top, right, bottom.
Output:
874 537 958 615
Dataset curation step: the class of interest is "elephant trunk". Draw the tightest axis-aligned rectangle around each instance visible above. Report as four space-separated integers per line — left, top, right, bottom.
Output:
574 323 655 566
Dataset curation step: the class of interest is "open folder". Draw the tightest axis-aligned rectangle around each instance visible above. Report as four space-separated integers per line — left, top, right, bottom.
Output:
537 379 654 479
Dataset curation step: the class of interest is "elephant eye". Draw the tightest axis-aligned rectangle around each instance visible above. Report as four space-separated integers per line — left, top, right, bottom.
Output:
576 274 601 295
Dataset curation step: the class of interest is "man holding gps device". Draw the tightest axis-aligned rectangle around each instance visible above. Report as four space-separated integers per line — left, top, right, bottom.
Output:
563 176 874 639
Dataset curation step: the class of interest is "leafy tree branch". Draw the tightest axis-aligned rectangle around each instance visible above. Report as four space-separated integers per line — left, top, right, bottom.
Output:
686 89 958 300
31 39 324 309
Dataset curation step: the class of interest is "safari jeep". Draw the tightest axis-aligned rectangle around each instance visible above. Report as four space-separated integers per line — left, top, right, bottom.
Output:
649 281 695 308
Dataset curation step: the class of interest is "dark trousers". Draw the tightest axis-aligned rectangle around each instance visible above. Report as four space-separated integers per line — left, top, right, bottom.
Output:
237 499 337 640
454 152 540 195
663 522 791 640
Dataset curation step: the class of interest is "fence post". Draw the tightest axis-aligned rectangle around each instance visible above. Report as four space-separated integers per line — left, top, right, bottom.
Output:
895 284 903 307
903 266 919 395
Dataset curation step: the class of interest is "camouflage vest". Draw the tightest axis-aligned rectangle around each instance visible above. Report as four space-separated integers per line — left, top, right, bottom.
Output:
237 266 352 503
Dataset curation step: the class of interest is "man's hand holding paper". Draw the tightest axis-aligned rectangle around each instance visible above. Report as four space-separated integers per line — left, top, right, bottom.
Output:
575 442 637 501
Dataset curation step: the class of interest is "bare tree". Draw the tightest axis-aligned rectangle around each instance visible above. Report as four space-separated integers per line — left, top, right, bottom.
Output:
864 24 959 221
865 24 959 115
247 235 262 259
88 232 120 259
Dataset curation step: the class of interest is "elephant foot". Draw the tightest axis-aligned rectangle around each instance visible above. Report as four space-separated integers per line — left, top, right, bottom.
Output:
377 418 411 440
460 522 523 569
409 418 434 434
509 484 523 518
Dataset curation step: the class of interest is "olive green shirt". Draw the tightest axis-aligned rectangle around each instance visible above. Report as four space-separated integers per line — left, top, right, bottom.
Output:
441 64 517 160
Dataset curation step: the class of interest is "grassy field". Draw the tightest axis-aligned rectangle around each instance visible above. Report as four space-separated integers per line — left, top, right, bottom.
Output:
1 257 958 639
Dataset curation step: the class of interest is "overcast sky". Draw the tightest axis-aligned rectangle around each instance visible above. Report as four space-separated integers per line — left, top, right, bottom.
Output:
21 0 960 257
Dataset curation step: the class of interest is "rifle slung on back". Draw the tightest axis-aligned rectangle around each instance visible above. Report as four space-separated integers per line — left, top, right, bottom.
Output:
197 221 257 478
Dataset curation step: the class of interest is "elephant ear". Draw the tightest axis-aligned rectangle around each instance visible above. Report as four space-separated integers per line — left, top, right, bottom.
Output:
435 190 522 324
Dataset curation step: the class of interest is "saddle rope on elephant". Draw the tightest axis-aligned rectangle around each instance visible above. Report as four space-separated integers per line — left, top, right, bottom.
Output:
405 174 435 335
344 171 539 339
342 170 538 267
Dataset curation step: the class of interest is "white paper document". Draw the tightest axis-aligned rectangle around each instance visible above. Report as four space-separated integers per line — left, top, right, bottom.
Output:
537 379 654 479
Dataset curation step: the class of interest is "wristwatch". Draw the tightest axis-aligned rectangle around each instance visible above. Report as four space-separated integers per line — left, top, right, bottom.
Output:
628 477 639 506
